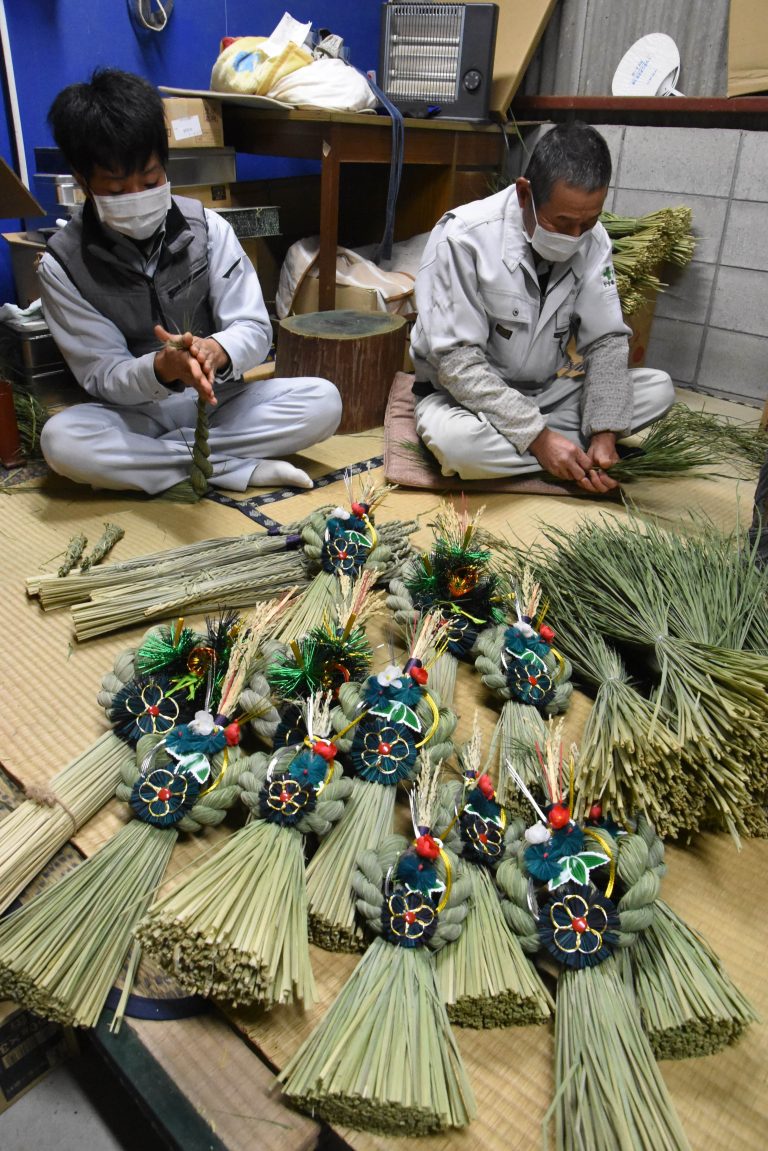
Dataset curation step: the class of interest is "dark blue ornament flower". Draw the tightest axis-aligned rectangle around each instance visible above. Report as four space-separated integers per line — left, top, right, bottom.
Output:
350 719 417 784
382 889 438 948
112 676 181 746
460 811 505 865
130 767 199 827
539 883 620 969
321 520 372 575
260 774 318 825
504 649 556 707
165 723 227 757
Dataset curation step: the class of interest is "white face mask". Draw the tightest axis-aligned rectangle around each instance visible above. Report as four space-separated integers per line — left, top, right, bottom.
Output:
523 194 590 263
92 181 171 241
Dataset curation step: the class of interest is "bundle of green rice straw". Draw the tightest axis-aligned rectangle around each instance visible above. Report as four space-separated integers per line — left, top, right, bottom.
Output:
498 512 768 838
305 613 456 952
280 762 477 1135
602 206 695 316
137 693 352 1007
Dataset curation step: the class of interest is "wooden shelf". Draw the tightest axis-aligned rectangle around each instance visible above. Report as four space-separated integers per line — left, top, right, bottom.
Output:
510 95 768 130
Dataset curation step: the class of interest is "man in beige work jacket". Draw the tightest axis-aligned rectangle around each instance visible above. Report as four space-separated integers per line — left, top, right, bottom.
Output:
409 121 673 496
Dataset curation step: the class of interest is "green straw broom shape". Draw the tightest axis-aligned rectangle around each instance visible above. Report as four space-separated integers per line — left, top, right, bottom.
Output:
279 759 477 1136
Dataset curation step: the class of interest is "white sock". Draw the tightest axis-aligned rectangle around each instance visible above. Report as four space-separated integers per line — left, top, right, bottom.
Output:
248 459 314 490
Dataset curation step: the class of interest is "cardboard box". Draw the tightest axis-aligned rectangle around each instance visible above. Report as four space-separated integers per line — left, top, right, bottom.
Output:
0 1001 78 1114
0 157 43 220
163 97 224 149
173 183 232 210
626 292 657 369
727 0 768 97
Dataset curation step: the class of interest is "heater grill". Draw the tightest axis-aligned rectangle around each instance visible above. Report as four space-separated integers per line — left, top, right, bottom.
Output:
379 3 498 120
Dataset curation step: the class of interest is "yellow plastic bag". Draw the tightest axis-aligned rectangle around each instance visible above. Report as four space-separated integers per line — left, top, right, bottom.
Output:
210 37 312 96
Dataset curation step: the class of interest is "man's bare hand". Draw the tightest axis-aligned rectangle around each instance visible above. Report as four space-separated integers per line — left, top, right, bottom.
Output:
529 426 618 495
153 324 229 405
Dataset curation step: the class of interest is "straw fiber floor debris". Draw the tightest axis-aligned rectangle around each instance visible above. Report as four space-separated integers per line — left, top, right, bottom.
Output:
1 392 766 1150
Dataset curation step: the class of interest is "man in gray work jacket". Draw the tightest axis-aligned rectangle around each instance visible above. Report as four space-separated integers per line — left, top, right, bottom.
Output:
38 69 341 497
410 121 673 496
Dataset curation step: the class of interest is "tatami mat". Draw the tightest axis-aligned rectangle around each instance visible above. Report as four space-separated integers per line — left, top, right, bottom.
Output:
1 387 765 1149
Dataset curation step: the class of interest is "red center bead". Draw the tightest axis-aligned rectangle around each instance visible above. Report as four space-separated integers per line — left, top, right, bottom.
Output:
279 790 290 802
147 705 160 717
478 832 488 844
378 742 391 755
571 916 588 934
157 787 171 801
549 804 571 829
528 675 538 685
404 911 416 924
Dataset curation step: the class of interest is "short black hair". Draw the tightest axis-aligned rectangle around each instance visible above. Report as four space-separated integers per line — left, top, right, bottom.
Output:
47 68 169 181
524 122 611 207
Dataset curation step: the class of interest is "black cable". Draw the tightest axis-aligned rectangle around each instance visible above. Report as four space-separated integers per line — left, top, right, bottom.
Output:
362 75 404 265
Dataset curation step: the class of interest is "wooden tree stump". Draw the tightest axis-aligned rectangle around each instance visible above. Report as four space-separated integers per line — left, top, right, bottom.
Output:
275 310 407 434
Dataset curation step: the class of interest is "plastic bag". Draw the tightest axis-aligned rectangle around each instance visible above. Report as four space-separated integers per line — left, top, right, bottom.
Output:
276 237 415 319
211 36 312 96
268 57 377 112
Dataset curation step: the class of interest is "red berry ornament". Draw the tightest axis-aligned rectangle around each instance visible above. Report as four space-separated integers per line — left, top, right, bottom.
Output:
224 723 241 746
548 804 571 829
415 833 440 860
312 740 337 761
477 774 495 800
409 665 429 685
539 624 556 643
571 916 588 934
589 803 603 822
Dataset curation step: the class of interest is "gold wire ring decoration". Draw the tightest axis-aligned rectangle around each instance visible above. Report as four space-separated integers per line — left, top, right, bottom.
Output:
415 690 441 748
583 827 616 897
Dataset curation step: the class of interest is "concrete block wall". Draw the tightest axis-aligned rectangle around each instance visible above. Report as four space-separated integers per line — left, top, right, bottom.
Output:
515 124 768 408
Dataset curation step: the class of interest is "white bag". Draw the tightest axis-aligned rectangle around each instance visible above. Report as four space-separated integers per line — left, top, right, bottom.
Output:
276 237 415 319
268 57 377 112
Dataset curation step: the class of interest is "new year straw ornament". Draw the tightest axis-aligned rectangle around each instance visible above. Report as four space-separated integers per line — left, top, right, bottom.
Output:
0 618 221 917
137 691 352 1007
496 729 756 1151
26 489 417 642
387 501 507 703
473 569 572 814
272 476 413 642
433 716 553 1028
279 757 477 1135
305 613 457 951
0 610 281 1028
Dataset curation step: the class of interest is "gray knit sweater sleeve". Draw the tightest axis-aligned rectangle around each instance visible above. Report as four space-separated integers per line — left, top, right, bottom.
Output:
581 333 634 437
430 345 546 453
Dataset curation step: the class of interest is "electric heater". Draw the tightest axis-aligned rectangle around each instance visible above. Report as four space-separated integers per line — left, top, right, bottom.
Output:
379 2 499 121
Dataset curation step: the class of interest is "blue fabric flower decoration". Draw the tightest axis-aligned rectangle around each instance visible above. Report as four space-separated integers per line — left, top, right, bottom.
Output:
539 883 620 969
130 767 199 827
524 831 576 882
381 889 438 949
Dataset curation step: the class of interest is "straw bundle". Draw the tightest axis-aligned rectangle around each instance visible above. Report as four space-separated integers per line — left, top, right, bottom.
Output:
602 206 695 317
512 513 768 837
280 770 477 1135
434 722 553 1027
137 697 352 1007
306 616 456 951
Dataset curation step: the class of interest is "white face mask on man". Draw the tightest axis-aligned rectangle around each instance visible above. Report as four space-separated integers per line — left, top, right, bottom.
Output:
523 193 591 263
92 181 171 241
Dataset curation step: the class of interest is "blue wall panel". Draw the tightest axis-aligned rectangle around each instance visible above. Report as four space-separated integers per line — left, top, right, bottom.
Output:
0 1 382 302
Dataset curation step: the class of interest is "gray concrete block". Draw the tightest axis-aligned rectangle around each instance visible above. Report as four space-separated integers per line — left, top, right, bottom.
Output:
610 188 727 265
733 131 768 201
721 200 768 271
646 317 704 384
698 327 768 403
709 267 768 337
654 260 715 326
619 126 739 197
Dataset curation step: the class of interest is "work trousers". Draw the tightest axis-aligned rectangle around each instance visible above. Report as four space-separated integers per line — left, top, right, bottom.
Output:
41 375 342 495
750 445 768 566
414 368 675 480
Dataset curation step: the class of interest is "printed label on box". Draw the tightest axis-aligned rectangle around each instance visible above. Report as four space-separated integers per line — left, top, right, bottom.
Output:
171 115 204 142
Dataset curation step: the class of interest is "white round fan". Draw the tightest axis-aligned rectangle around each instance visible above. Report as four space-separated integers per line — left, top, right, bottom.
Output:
612 33 685 97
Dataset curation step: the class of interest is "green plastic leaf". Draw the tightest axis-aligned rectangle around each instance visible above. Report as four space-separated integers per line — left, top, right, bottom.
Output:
578 851 610 870
346 530 372 547
569 857 589 885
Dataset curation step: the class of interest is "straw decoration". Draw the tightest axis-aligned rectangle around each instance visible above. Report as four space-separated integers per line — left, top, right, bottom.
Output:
280 764 477 1135
80 522 125 571
305 614 457 951
434 718 553 1027
137 694 352 1007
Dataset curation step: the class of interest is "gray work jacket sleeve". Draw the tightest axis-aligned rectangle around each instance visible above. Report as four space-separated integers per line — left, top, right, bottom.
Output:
430 345 546 453
581 332 634 437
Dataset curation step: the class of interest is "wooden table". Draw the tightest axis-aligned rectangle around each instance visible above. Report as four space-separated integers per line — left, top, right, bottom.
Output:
222 107 514 310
